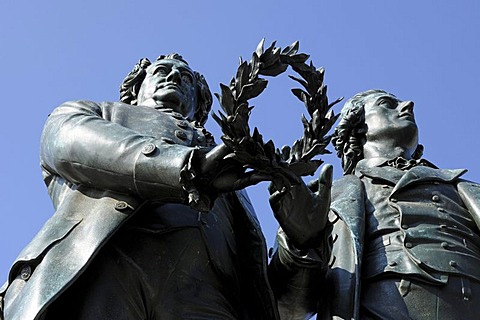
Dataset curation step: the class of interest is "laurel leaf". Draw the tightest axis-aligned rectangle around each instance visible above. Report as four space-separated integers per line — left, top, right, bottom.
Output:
288 75 309 92
258 62 288 76
223 152 238 160
261 41 278 67
252 127 263 143
250 52 260 79
288 160 323 177
256 39 265 57
211 111 223 127
218 83 235 114
280 145 291 161
238 79 268 101
290 53 309 63
311 109 322 134
235 61 249 96
291 88 309 104
264 139 276 161
302 144 325 161
301 114 309 130
328 96 344 108
281 41 299 56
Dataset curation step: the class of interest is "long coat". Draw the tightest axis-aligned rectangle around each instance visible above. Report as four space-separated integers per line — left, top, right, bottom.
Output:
0 101 322 320
318 166 480 320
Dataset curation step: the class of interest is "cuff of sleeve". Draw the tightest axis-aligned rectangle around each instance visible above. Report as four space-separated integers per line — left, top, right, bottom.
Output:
180 149 213 212
133 141 193 202
276 228 328 268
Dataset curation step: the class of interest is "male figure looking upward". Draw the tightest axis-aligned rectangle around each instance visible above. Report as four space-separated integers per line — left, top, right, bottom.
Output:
302 89 480 319
0 55 331 320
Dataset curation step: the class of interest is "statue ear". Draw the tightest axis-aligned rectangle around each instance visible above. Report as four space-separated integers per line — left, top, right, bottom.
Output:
412 144 424 159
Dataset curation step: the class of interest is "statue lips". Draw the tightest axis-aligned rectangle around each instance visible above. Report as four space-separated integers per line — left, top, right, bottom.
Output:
399 111 415 122
152 83 186 106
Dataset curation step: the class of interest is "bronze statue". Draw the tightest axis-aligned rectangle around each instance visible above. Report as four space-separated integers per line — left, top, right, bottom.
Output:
275 89 480 319
0 54 331 319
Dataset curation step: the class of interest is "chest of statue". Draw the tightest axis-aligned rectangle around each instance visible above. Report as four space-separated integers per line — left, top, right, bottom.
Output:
361 167 480 283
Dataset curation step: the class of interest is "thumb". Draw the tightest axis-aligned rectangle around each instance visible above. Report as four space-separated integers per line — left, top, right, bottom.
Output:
315 164 333 219
317 164 333 193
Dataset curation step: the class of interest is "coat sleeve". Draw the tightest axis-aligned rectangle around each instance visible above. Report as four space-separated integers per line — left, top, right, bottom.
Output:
40 100 196 202
268 228 330 320
267 180 332 319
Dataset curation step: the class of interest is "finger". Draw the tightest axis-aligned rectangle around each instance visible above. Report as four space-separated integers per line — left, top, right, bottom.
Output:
232 172 272 190
268 186 289 204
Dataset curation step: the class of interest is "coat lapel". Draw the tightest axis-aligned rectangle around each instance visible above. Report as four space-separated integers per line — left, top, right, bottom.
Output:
358 166 404 186
391 166 467 195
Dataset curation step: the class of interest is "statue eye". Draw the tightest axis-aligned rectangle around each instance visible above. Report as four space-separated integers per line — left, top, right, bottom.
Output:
152 66 168 76
181 72 194 84
378 98 396 108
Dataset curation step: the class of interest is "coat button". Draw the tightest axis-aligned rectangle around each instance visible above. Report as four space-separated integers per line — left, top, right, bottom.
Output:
114 201 129 211
20 265 32 281
175 130 187 140
176 120 189 129
141 143 156 155
171 112 184 119
405 242 413 248
449 260 458 268
432 195 440 202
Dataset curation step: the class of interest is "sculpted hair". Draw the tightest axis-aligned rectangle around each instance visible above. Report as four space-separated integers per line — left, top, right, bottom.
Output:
119 54 213 125
332 89 423 175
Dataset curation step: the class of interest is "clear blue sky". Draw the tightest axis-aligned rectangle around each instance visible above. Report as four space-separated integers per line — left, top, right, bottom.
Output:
1 0 479 295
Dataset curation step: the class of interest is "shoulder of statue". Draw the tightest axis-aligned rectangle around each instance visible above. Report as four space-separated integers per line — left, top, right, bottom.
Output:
332 174 364 201
457 179 480 195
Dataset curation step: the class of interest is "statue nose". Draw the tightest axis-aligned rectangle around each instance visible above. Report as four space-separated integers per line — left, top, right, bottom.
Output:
166 68 181 83
401 100 414 113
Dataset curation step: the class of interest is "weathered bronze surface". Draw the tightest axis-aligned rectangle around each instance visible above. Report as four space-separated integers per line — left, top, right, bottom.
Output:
3 42 478 320
0 52 330 320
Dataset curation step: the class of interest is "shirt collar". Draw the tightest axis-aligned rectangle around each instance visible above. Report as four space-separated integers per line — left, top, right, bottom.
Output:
355 157 438 176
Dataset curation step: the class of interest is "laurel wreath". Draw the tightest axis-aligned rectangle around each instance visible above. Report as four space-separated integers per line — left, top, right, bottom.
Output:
212 39 342 188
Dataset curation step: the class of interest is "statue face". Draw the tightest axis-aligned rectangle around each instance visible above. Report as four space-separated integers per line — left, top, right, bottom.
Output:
363 92 419 152
137 59 197 119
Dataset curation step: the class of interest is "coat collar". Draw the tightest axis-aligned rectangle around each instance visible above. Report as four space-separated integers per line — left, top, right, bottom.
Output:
356 157 467 194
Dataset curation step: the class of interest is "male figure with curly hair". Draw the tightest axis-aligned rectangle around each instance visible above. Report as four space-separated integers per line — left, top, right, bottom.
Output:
0 55 330 320
311 89 480 319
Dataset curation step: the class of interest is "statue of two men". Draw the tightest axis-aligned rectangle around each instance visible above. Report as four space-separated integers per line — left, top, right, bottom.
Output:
2 52 480 320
